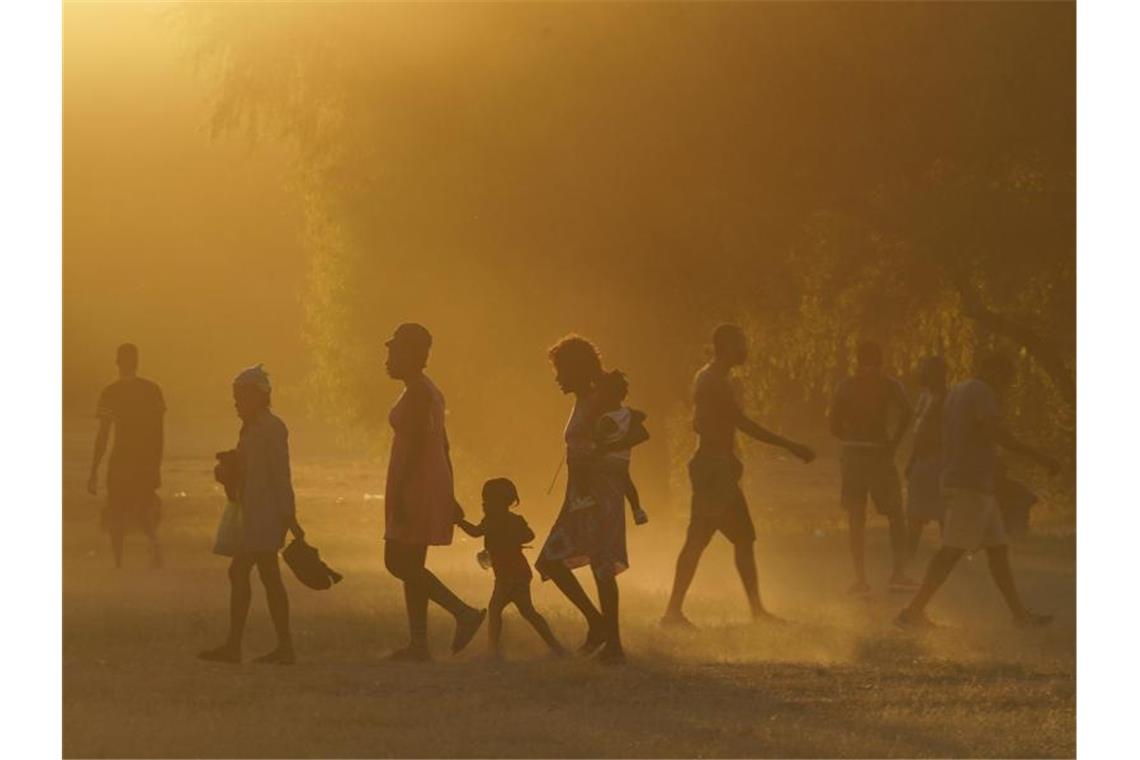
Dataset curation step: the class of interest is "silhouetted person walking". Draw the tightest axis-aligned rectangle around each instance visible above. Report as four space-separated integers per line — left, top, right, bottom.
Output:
905 356 949 557
662 324 815 628
457 478 566 658
897 352 1058 629
87 343 165 569
382 323 485 662
829 340 916 594
535 336 645 664
199 365 304 665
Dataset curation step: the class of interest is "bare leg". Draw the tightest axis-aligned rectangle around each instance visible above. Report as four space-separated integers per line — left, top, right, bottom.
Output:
847 505 868 589
110 530 125 569
386 542 429 654
420 567 474 617
732 541 771 619
887 509 911 580
664 526 714 621
226 556 254 648
593 568 623 662
487 592 506 657
254 554 293 661
516 589 565 654
907 519 927 562
904 546 965 615
537 556 604 642
405 581 429 649
985 545 1028 617
145 528 163 569
386 542 482 656
199 555 254 661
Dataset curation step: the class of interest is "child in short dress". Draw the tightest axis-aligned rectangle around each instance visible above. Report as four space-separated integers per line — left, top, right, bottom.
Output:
593 370 649 525
457 478 566 657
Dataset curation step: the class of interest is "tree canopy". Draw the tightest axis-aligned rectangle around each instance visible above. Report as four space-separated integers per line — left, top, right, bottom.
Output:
176 2 1074 503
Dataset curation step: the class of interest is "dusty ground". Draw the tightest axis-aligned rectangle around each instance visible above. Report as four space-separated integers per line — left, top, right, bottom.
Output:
63 441 1075 758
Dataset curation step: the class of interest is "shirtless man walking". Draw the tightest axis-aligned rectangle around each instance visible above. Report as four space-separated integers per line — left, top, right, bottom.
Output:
662 324 816 627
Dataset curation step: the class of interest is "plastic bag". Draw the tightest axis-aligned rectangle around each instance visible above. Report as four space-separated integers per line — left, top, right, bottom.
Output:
212 500 244 557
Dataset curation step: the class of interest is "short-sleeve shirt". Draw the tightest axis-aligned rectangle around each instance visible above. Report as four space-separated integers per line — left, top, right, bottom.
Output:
693 363 742 455
480 512 535 580
830 374 911 446
96 377 165 491
941 378 1002 494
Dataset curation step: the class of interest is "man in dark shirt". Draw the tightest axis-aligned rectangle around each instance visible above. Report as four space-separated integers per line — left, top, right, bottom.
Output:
829 340 915 594
662 324 815 628
87 343 165 568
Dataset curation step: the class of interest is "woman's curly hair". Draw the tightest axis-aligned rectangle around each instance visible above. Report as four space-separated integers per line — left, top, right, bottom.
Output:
548 334 603 376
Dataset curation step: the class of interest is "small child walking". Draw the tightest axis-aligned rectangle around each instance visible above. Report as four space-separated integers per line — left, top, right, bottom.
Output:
593 370 650 525
457 478 566 657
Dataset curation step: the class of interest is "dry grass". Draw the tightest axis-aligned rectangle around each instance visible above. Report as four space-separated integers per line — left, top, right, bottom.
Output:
63 449 1075 758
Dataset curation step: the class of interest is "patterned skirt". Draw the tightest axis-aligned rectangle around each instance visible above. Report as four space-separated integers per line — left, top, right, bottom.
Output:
538 457 629 580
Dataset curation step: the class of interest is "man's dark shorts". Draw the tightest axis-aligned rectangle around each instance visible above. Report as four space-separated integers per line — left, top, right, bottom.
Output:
840 446 902 517
688 453 756 545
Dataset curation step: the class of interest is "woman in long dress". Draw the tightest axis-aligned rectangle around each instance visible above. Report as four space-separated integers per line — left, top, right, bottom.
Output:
382 322 485 661
535 336 646 664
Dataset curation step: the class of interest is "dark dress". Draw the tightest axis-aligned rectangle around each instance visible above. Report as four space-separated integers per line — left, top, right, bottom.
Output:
538 397 629 579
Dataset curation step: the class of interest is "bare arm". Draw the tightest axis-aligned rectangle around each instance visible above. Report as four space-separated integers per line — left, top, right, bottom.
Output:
986 419 1059 473
736 409 816 462
88 418 111 495
457 518 484 538
443 426 465 521
270 424 303 538
387 382 431 523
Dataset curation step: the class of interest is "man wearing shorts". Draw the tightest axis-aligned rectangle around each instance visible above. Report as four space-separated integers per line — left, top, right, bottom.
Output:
829 340 916 594
661 324 815 627
87 343 166 569
897 352 1057 629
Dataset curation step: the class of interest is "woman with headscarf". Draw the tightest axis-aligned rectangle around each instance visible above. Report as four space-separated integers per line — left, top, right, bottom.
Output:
382 323 485 661
199 364 304 665
535 335 646 664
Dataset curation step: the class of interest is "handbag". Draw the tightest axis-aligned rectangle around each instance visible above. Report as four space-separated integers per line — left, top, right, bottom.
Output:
212 500 244 557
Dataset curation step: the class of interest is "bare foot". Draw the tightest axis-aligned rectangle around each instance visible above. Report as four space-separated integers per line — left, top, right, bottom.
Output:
659 612 699 631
